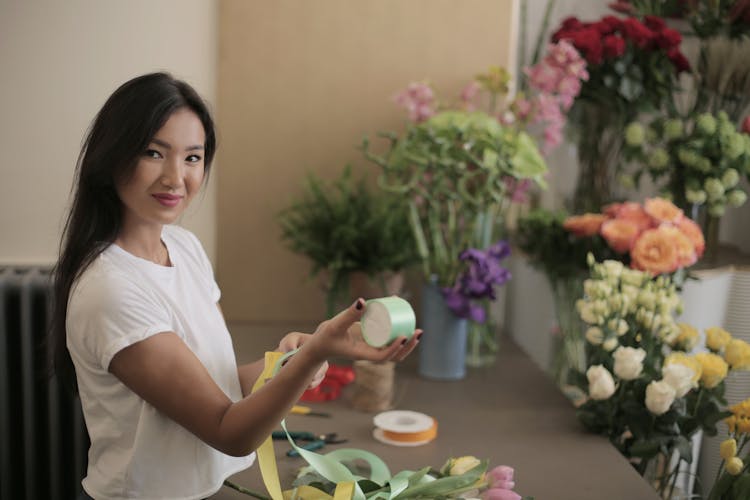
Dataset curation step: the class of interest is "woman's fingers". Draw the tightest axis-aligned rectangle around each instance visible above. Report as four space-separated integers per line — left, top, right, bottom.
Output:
392 329 422 362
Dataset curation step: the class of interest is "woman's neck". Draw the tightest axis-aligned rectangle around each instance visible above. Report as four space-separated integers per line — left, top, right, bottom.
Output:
115 222 170 266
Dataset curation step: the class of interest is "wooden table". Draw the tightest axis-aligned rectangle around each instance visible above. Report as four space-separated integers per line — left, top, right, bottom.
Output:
212 338 659 500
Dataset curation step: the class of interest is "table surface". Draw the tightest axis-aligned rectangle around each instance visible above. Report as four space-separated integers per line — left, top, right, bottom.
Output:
211 338 659 500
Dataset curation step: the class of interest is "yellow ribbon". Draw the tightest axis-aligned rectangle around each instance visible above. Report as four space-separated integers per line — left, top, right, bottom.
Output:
252 351 286 500
252 351 355 500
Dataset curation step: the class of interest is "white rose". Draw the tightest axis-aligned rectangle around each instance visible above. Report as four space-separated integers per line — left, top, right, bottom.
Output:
587 365 616 400
662 363 695 398
613 346 646 380
645 380 676 415
586 327 604 345
602 337 619 352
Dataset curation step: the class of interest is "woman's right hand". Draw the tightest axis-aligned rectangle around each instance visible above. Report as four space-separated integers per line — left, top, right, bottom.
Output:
302 298 421 363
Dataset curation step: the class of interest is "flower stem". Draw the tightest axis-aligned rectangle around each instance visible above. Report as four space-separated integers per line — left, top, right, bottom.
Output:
223 480 271 500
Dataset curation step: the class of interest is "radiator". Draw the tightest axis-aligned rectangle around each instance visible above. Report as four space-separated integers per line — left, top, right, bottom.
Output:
0 267 88 500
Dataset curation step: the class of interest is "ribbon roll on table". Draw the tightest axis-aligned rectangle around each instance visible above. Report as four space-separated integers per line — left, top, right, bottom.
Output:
372 410 438 447
361 296 416 347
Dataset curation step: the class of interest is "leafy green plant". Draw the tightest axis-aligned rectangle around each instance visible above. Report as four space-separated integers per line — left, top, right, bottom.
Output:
363 110 547 288
514 208 621 286
278 165 418 315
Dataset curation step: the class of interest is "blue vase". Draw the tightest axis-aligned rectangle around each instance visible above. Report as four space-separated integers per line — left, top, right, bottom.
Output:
418 280 468 380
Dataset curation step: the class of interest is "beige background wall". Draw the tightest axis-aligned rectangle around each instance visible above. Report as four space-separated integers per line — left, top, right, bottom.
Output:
217 0 519 323
0 0 218 265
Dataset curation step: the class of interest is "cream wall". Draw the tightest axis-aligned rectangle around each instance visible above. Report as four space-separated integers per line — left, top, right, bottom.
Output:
0 0 218 266
217 0 519 323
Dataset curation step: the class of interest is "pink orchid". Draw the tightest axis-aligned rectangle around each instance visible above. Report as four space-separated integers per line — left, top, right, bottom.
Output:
394 82 436 122
460 81 481 111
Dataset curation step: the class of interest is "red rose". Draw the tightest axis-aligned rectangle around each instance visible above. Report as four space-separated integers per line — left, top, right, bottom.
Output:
561 16 585 31
643 15 666 31
597 16 623 35
655 27 682 49
571 29 604 65
603 35 626 58
667 47 691 73
621 17 654 49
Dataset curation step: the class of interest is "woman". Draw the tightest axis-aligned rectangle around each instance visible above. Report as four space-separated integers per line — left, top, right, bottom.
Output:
51 72 421 500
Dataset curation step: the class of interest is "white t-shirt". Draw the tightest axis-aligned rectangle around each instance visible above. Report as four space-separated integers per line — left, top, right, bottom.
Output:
67 225 254 500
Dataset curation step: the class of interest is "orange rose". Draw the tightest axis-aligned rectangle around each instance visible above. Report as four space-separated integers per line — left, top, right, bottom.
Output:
631 226 680 275
603 202 623 218
563 213 607 237
613 201 654 231
644 198 684 224
662 225 698 268
600 219 641 253
675 217 705 258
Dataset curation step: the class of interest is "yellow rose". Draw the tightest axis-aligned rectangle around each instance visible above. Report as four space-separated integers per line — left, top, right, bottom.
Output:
673 323 699 351
665 352 702 384
727 457 744 476
725 338 750 370
706 327 732 352
729 398 750 435
720 439 737 460
695 352 729 389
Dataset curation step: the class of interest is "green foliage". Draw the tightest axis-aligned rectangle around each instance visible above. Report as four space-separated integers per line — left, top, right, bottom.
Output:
621 111 750 215
278 165 418 308
514 208 622 285
363 110 547 285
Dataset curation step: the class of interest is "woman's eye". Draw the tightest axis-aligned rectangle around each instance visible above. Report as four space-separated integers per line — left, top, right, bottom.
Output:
186 154 202 163
144 149 162 159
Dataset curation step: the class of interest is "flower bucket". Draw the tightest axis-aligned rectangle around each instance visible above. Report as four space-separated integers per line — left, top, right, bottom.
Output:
418 280 468 380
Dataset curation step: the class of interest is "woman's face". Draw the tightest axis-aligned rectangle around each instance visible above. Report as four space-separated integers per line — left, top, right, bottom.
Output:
116 108 206 229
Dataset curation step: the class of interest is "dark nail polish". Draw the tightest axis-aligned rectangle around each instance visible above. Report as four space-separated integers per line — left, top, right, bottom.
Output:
401 338 408 345
416 332 423 341
355 299 364 310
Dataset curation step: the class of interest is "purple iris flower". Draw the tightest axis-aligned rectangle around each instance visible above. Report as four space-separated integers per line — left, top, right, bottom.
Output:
442 240 512 323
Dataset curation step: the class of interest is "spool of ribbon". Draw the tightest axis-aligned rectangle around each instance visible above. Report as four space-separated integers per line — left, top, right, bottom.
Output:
361 296 416 347
372 410 438 447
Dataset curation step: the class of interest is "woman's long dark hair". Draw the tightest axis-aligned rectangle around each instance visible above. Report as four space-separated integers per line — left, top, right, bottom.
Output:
51 72 216 391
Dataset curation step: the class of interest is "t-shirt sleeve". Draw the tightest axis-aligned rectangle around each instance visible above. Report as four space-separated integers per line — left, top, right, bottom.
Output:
67 270 173 370
181 228 221 303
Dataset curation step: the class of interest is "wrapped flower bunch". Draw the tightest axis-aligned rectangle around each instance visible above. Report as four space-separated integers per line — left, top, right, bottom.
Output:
563 198 704 275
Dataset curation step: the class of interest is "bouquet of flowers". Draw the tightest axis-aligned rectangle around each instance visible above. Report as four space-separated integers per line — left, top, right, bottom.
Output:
710 397 750 499
362 110 546 288
550 13 690 212
227 455 530 499
571 258 750 498
552 14 689 113
563 197 704 276
620 112 750 261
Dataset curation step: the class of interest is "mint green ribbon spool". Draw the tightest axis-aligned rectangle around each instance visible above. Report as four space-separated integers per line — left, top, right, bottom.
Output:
361 296 416 347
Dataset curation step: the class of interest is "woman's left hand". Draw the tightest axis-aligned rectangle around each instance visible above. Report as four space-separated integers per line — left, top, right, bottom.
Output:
277 332 328 389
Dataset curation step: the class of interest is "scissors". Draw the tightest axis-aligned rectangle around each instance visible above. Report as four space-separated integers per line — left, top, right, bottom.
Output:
271 430 348 457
